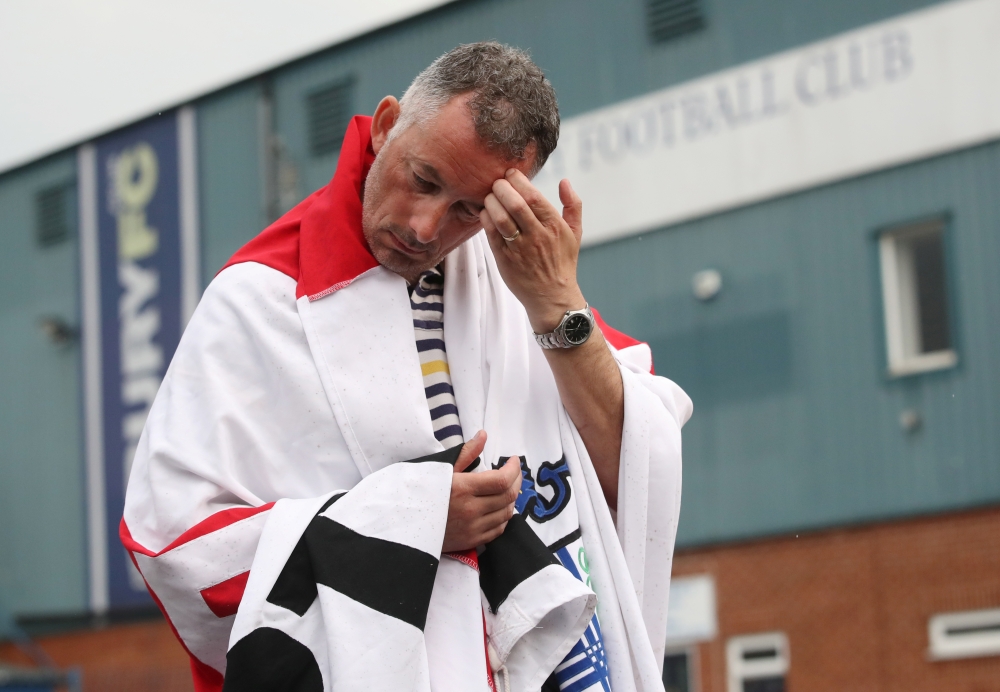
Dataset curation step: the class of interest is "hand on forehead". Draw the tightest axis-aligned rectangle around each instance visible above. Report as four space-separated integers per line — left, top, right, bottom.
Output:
479 165 584 334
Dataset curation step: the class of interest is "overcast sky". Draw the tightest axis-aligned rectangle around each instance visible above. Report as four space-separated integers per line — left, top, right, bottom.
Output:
0 0 453 173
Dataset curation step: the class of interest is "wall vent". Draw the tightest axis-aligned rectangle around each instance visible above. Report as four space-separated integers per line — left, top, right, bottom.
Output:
647 0 706 43
929 608 1000 660
307 78 355 158
35 183 71 247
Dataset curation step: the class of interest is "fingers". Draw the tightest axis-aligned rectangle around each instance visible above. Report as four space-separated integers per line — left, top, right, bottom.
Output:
483 192 521 241
495 456 524 500
479 208 496 235
559 179 583 241
490 176 560 236
480 207 513 251
480 522 509 545
450 474 504 512
502 170 561 226
478 502 516 530
479 207 506 253
467 503 515 546
466 456 522 499
443 453 523 551
501 454 524 490
467 478 519 513
454 430 487 473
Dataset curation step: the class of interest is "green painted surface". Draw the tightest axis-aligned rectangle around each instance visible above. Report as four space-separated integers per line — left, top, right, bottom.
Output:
198 83 267 281
261 0 944 204
1 0 993 629
578 140 1000 546
0 154 87 627
242 0 996 546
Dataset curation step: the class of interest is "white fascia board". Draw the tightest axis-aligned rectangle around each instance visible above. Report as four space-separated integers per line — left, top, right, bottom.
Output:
534 0 1000 247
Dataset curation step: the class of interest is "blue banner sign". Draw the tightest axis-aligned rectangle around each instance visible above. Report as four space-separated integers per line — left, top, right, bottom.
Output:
89 113 183 608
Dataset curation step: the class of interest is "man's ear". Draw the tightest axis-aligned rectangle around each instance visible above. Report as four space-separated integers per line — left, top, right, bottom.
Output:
371 96 401 155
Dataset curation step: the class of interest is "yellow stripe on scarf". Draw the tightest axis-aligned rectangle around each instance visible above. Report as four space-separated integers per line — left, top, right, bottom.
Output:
421 360 450 376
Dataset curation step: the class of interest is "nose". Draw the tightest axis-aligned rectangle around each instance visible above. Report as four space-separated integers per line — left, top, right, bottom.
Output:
409 198 450 244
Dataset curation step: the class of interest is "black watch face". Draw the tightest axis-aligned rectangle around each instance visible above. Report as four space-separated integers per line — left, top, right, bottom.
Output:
563 313 593 345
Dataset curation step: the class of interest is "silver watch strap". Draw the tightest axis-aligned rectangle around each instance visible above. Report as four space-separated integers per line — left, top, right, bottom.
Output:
533 304 593 349
535 330 571 349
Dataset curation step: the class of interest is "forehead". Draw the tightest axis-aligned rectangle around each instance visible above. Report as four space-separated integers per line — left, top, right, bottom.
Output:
397 96 530 199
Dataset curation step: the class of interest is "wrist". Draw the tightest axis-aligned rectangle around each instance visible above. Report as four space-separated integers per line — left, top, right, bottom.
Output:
526 289 587 333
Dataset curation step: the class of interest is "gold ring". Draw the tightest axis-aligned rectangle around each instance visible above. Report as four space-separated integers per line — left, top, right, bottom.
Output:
500 229 521 242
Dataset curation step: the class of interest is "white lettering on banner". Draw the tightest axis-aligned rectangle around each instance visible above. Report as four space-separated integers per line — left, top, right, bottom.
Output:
535 0 1000 246
108 144 163 491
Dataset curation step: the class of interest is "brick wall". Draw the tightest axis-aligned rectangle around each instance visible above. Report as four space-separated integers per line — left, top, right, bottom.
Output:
0 619 191 692
674 506 1000 692
3 506 997 692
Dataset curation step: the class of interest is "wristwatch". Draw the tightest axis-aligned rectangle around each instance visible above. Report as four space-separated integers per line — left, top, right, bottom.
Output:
534 304 596 349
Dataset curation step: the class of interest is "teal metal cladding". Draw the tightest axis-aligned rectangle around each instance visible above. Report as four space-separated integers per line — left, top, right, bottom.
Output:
578 140 1000 546
0 153 88 620
0 0 990 628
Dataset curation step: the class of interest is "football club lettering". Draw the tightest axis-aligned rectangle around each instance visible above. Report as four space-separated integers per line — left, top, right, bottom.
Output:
495 455 572 523
91 112 184 607
110 143 164 487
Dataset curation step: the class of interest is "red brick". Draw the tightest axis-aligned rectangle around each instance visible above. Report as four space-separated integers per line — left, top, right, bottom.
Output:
0 619 190 692
674 506 1000 692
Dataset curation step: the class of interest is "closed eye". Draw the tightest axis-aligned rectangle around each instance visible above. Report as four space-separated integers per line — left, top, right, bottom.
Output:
455 203 481 223
413 173 437 193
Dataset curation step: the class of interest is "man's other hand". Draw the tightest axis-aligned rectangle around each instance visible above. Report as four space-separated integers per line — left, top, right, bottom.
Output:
480 170 586 334
442 430 522 552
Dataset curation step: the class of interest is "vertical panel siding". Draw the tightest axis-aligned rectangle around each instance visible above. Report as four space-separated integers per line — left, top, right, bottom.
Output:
578 140 1000 546
0 0 976 626
193 0 991 546
0 154 87 619
262 0 943 213
198 83 267 282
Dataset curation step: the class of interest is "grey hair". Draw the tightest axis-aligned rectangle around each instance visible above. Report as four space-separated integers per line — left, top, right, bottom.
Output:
391 42 560 174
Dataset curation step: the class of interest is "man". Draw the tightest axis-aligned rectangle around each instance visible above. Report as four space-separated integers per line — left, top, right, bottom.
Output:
122 43 691 692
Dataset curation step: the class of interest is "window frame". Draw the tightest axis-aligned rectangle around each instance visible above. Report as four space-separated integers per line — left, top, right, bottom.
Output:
726 631 789 692
877 216 958 377
663 644 700 692
928 608 1000 661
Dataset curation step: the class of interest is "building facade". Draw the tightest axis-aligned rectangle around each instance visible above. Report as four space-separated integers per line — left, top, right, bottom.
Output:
1 0 998 690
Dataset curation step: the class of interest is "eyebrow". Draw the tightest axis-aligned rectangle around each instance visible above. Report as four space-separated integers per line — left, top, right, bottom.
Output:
413 161 443 185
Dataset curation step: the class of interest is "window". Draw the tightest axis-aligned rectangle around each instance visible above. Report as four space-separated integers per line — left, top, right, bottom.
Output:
647 0 706 44
929 608 1000 660
663 647 697 692
307 78 356 157
665 574 718 646
726 632 788 692
878 217 956 376
35 183 72 247
661 575 713 692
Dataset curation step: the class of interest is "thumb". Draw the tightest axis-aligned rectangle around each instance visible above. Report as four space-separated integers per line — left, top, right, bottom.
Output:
559 179 583 240
454 430 487 473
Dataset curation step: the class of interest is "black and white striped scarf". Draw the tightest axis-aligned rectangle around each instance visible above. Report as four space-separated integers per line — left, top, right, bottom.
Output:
223 445 596 692
410 265 465 449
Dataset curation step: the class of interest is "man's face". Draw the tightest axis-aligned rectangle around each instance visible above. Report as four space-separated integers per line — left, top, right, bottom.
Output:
362 94 536 282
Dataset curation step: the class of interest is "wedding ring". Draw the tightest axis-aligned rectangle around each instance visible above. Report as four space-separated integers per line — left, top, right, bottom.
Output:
500 229 521 242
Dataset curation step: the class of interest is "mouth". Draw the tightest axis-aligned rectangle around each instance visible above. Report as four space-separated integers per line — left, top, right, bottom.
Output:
386 230 428 257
